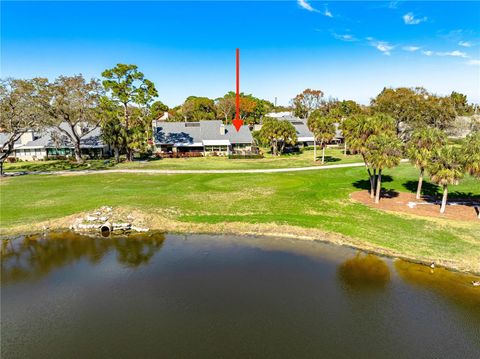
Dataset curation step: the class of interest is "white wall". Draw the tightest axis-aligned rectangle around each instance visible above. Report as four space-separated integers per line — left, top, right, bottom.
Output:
14 148 47 161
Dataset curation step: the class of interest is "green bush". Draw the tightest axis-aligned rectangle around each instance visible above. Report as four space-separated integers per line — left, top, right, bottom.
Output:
228 154 264 159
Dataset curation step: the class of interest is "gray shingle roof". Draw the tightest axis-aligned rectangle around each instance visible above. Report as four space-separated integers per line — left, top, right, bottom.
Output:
270 115 343 139
0 133 15 147
154 122 202 145
266 115 314 140
19 124 105 149
154 120 253 145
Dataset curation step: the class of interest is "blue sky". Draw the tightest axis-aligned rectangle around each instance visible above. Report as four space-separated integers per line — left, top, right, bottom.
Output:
1 1 480 106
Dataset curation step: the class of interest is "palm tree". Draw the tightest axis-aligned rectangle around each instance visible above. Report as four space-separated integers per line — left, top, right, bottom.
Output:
342 113 396 198
406 127 447 199
307 112 336 163
462 131 480 218
428 146 464 214
365 133 403 203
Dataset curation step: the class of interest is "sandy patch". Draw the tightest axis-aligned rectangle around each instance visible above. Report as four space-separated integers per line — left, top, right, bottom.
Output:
351 190 480 222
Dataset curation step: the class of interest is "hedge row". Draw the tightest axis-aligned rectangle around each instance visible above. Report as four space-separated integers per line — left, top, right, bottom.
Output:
228 154 264 159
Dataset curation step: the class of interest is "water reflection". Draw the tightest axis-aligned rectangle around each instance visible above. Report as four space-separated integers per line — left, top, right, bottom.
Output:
1 231 165 284
394 260 480 311
338 252 390 290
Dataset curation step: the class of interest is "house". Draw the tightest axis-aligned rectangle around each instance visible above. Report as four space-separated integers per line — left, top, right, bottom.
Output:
255 113 315 146
261 112 344 146
0 123 109 161
152 120 254 155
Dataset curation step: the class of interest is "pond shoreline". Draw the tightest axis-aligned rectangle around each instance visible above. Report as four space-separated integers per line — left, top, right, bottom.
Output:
3 213 480 276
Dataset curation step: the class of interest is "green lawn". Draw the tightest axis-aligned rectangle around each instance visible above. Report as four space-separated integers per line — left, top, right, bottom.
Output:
3 159 114 172
117 147 363 170
1 163 479 271
3 147 362 172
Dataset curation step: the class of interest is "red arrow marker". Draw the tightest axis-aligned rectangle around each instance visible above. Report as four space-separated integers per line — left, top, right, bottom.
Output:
232 48 243 132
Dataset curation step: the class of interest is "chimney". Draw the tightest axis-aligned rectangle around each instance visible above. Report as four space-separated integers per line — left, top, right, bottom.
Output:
20 130 34 145
219 123 226 135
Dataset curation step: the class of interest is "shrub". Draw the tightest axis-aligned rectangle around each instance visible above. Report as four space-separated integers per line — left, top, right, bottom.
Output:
228 154 264 159
156 151 203 159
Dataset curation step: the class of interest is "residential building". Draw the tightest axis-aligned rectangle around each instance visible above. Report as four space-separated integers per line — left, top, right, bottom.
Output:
0 124 109 161
152 120 254 155
262 112 344 146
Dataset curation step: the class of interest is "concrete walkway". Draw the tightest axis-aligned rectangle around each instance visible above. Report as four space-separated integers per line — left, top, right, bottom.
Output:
4 160 409 176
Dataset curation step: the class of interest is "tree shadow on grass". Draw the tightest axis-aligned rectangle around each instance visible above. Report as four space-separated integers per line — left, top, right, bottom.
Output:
449 191 480 201
403 180 480 201
352 175 399 199
403 180 440 197
352 175 394 191
321 155 341 163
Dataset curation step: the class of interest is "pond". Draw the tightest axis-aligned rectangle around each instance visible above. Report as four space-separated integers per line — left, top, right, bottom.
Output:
1 232 480 358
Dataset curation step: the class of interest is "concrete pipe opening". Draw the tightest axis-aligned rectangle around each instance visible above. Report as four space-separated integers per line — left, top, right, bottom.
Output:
101 222 112 237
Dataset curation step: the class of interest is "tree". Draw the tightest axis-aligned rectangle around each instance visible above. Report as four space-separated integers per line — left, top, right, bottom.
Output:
0 78 48 175
365 133 403 203
428 146 464 214
99 97 126 163
406 127 447 199
318 99 363 156
128 106 153 155
150 101 169 120
341 113 396 198
42 75 103 163
215 96 235 123
239 96 257 122
180 96 216 121
450 91 474 116
258 117 297 156
102 64 158 161
223 92 273 124
335 100 363 118
372 87 456 135
419 95 457 130
251 97 274 122
307 111 336 163
462 131 480 218
291 89 324 119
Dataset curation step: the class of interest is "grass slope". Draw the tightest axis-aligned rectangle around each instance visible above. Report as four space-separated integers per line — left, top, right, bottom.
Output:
1 164 479 271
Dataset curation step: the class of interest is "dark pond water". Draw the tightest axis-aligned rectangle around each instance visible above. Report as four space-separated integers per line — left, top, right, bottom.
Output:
1 232 480 358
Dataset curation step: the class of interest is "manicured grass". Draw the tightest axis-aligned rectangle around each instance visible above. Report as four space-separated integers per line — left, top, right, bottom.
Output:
117 147 363 170
3 148 362 172
3 159 114 172
1 163 479 271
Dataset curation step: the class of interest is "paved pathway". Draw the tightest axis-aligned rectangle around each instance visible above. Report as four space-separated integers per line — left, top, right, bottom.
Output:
4 160 409 176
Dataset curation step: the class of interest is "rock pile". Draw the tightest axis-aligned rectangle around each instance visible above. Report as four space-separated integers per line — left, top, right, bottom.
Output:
70 206 149 235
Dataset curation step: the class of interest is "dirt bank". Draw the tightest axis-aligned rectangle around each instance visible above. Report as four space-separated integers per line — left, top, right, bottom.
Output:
2 206 479 275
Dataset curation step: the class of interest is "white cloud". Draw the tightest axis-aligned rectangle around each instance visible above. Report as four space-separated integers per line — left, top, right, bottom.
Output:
333 33 356 42
458 41 472 48
466 59 480 66
369 40 394 55
422 50 433 56
297 0 318 13
436 50 468 58
403 12 427 25
403 46 420 52
297 1 333 17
